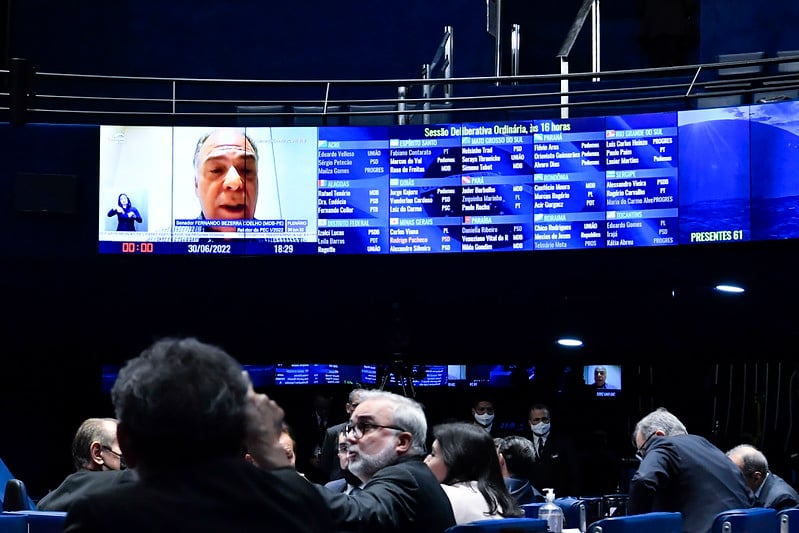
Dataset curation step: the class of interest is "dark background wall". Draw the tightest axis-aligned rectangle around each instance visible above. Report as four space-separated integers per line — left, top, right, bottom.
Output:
2 0 799 502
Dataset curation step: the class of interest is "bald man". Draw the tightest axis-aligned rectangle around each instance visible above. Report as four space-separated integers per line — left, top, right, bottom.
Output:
727 444 799 510
193 128 259 231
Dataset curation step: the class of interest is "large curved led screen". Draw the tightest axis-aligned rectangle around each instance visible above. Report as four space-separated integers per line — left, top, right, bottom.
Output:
98 100 799 255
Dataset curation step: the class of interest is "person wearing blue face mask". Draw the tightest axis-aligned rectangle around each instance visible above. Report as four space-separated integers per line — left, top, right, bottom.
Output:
522 403 580 498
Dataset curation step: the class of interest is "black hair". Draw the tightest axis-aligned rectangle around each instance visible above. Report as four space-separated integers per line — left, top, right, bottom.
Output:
433 422 523 518
112 337 249 469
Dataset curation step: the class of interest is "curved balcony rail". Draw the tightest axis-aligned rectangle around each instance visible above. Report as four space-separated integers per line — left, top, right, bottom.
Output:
1 53 798 127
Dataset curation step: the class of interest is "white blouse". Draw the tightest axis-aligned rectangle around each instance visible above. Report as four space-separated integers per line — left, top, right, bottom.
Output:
441 481 504 524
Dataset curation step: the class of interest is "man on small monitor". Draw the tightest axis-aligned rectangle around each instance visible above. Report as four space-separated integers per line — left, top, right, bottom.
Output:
590 366 618 389
193 128 259 232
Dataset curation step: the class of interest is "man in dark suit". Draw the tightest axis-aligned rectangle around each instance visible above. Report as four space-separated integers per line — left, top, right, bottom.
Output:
293 391 335 483
38 417 135 511
310 389 456 532
629 407 753 533
37 469 137 512
522 403 580 497
497 435 545 505
63 337 333 533
727 443 799 510
319 388 366 482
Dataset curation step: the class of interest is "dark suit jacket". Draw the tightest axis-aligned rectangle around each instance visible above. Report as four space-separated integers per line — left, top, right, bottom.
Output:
325 477 349 493
758 472 799 510
316 454 456 532
505 476 544 505
320 421 348 482
629 434 753 533
521 429 580 498
63 457 333 533
37 469 138 512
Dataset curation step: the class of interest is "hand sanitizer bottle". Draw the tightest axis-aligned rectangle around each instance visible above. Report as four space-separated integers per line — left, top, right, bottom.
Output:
538 488 564 533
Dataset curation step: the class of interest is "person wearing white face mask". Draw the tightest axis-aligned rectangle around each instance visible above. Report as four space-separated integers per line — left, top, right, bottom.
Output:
522 403 580 498
471 399 509 438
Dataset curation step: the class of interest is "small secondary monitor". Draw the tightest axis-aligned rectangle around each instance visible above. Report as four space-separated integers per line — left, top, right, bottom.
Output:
584 364 622 397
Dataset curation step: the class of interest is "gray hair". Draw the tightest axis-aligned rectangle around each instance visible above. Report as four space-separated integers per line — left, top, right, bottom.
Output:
71 417 117 471
112 337 250 469
349 388 368 404
193 129 259 172
727 444 769 476
633 407 688 443
356 390 428 455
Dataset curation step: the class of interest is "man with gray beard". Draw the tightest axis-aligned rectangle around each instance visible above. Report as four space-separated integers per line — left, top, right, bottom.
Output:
315 390 456 532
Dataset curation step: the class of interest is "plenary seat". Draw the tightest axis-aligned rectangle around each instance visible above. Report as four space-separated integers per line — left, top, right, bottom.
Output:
0 513 27 533
710 507 778 533
779 507 799 533
520 503 543 518
2 511 67 533
587 511 682 533
2 479 33 511
445 517 549 532
522 498 586 531
556 496 587 532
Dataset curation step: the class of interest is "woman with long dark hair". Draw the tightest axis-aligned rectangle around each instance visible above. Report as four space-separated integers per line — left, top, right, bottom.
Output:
107 193 142 231
425 422 523 524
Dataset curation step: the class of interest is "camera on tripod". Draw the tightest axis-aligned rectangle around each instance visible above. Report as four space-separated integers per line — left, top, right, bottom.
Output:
376 359 427 397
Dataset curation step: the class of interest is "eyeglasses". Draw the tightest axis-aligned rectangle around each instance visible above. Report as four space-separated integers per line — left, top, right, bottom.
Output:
635 431 658 461
344 421 407 439
530 417 550 424
474 406 495 414
101 445 128 470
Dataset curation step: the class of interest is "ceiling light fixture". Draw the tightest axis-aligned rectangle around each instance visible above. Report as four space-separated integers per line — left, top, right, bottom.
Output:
715 284 745 294
556 336 584 348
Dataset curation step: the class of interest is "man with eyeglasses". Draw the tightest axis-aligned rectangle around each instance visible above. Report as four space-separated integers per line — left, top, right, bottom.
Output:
522 403 580 498
629 407 752 533
726 443 799 511
312 389 456 532
37 418 137 511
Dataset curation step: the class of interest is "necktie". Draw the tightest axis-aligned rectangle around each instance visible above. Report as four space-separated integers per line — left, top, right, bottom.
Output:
538 437 545 459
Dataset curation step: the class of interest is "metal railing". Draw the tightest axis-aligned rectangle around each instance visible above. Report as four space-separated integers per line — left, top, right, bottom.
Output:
1 53 798 127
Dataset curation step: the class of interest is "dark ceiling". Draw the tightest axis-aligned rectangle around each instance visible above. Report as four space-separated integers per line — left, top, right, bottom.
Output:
93 238 799 365
3 238 796 367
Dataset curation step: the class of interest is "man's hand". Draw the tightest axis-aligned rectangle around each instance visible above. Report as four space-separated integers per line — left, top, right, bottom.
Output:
244 372 292 469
